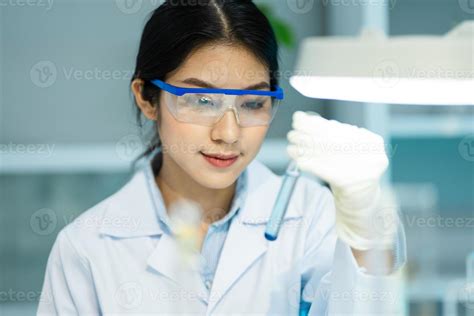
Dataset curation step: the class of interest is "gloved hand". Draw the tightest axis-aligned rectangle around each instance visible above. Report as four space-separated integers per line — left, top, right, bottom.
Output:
287 111 399 251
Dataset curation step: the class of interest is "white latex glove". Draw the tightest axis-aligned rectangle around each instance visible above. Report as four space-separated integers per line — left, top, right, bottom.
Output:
287 111 399 251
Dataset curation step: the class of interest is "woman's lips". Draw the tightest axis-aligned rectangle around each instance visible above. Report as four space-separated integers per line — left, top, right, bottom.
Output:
200 152 239 168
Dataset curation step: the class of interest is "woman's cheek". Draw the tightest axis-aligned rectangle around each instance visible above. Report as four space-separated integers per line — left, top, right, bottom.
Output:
164 133 204 158
242 126 269 158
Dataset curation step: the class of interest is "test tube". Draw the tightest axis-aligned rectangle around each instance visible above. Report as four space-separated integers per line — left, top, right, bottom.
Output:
264 161 300 241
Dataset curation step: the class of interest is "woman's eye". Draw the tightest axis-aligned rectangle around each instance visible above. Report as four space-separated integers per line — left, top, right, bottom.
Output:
197 97 213 105
186 95 215 107
242 101 264 110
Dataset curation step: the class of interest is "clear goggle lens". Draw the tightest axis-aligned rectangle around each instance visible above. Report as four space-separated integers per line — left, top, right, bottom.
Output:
163 92 280 127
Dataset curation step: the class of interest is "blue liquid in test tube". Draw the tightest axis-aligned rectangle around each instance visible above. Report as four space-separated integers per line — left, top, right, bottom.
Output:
264 161 300 241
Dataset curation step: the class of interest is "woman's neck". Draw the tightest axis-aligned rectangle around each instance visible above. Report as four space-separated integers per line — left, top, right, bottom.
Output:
155 153 237 225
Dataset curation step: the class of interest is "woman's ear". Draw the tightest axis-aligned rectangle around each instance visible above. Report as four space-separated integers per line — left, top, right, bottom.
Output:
131 79 158 121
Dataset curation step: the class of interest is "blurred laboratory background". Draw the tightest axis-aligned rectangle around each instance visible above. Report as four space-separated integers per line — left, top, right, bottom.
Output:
0 0 473 315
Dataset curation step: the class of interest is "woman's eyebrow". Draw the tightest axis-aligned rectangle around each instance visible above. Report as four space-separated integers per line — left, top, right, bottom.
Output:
180 78 271 90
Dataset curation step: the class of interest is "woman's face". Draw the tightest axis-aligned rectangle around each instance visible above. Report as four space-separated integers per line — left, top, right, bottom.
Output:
155 44 271 190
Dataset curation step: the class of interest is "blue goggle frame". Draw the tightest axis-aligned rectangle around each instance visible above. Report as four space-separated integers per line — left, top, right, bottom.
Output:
151 79 285 100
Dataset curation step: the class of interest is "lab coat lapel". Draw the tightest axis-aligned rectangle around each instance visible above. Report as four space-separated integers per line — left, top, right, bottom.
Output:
146 232 208 304
206 159 282 313
207 216 268 313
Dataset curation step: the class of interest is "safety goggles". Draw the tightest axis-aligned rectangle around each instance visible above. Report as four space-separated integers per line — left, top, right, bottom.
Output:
151 79 284 127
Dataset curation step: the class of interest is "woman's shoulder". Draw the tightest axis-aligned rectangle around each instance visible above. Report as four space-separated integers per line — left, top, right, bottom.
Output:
54 189 121 256
55 169 158 253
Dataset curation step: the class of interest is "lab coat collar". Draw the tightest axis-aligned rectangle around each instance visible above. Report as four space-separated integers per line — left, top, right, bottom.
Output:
146 231 210 304
205 159 303 313
99 149 303 238
98 149 304 312
100 159 301 238
98 167 165 237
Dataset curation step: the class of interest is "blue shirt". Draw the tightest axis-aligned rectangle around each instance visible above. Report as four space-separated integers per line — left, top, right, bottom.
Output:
141 147 249 292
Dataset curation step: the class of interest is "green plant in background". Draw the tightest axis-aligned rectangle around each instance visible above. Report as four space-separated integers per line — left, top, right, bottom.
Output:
257 3 296 49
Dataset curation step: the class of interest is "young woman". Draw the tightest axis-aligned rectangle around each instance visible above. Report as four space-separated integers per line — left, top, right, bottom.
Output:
38 1 405 315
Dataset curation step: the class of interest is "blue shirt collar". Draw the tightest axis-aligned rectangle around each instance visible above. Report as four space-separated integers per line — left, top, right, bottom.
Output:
98 148 297 238
141 146 249 234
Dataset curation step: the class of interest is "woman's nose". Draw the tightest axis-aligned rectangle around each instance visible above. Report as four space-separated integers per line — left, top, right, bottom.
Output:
211 109 241 144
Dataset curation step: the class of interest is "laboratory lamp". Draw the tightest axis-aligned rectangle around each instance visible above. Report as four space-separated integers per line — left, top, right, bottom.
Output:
290 21 473 106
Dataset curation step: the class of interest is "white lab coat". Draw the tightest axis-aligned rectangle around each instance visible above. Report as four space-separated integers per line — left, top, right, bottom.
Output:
37 158 406 315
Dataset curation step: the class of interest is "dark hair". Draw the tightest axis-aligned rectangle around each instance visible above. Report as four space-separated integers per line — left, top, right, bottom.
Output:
130 0 280 165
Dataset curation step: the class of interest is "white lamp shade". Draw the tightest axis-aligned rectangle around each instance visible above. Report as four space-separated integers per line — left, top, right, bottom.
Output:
290 21 474 106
